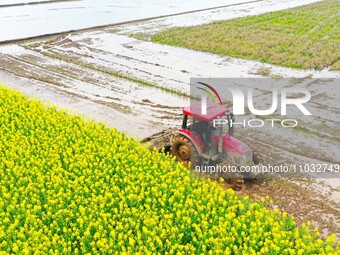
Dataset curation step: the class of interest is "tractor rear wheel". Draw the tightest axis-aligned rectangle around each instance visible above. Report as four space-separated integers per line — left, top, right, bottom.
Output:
252 148 263 165
170 135 199 169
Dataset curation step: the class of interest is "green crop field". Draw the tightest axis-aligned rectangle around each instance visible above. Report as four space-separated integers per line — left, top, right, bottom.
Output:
0 84 339 254
151 0 340 70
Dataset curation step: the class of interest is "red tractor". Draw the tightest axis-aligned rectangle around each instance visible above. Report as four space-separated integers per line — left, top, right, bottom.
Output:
143 102 260 190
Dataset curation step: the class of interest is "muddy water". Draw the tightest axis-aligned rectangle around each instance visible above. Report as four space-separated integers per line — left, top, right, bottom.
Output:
0 0 56 5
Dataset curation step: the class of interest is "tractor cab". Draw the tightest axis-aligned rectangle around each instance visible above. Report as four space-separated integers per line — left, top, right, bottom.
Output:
181 101 230 127
181 102 234 149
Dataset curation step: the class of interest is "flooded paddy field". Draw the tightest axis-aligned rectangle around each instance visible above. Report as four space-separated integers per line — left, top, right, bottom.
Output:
0 0 279 42
0 0 339 239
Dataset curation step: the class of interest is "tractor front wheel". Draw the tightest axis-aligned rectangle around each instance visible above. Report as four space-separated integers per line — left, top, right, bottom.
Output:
218 160 244 190
223 175 244 191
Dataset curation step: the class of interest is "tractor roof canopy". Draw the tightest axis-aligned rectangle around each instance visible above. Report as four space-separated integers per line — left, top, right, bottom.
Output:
183 102 229 122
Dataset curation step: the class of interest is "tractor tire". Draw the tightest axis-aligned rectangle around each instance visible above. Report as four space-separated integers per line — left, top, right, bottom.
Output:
224 175 244 191
250 148 266 182
170 135 200 169
218 160 244 191
252 148 263 165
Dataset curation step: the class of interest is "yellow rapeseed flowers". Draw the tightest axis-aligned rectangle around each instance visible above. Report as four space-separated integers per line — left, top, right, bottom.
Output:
0 84 339 254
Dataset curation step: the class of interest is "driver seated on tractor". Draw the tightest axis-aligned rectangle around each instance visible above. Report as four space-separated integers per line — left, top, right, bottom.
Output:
189 119 215 148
